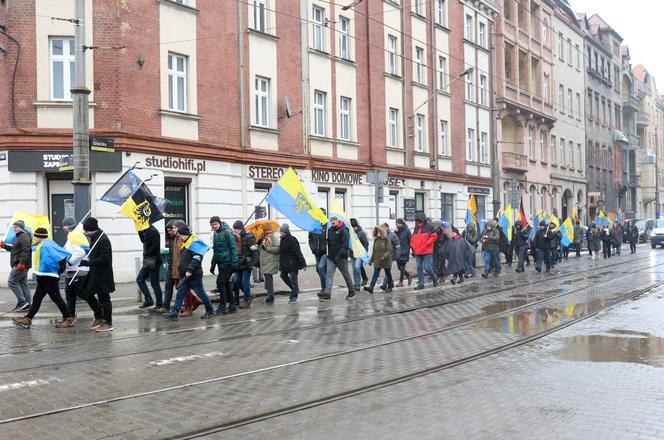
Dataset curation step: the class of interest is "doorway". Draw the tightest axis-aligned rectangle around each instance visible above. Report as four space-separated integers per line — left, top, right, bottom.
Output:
51 193 74 246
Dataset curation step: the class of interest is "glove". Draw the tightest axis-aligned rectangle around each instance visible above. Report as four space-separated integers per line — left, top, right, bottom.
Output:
79 260 90 267
0 240 5 248
16 263 25 272
210 265 215 275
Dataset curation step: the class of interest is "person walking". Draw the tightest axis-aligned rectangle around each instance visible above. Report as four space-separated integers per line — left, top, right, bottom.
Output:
445 228 473 284
135 224 163 311
480 220 501 277
308 210 327 294
259 224 279 303
411 213 438 290
433 225 447 283
350 218 369 291
162 225 215 321
611 223 623 256
586 223 600 260
210 217 239 314
381 223 401 289
278 224 306 304
513 221 529 273
13 228 74 329
232 220 259 308
626 221 639 254
79 217 115 332
58 218 103 328
160 220 185 313
573 220 584 257
534 221 553 272
0 220 32 312
600 225 613 259
394 218 413 287
364 225 394 293
320 216 355 301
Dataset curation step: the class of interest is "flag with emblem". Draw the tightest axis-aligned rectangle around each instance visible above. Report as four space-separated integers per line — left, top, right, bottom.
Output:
266 168 328 233
119 186 164 231
101 169 169 211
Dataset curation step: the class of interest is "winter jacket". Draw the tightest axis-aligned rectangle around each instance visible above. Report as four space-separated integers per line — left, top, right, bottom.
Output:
178 246 204 280
211 222 239 267
386 229 401 261
534 227 553 250
369 236 393 269
3 230 32 269
260 233 280 275
308 231 327 257
626 225 639 242
551 231 561 249
600 229 613 244
138 225 161 269
327 222 350 261
573 225 584 244
482 227 501 251
83 230 115 296
238 231 259 270
462 225 478 247
410 215 437 256
395 224 412 262
512 226 528 250
587 227 601 251
279 233 306 273
434 232 447 258
170 235 184 279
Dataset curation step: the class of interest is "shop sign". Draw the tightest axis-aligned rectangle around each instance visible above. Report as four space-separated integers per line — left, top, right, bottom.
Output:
90 137 115 153
7 150 122 172
403 198 417 221
467 186 490 195
144 155 206 173
164 184 188 224
248 165 407 187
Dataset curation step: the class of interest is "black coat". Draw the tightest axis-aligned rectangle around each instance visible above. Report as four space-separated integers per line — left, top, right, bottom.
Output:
5 230 32 269
84 230 115 295
534 228 553 250
308 231 327 257
178 247 204 280
139 225 161 267
279 233 306 273
239 231 259 270
327 224 350 261
395 224 412 261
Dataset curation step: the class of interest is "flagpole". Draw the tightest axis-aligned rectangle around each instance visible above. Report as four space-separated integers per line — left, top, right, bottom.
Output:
243 189 271 227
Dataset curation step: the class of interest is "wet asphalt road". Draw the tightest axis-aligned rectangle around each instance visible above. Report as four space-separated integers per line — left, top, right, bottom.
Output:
1 247 663 439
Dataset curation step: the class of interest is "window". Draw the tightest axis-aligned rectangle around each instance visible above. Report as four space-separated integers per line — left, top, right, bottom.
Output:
313 90 326 136
560 137 565 165
439 120 448 156
568 140 574 167
479 75 487 106
567 38 572 64
539 130 545 161
173 0 189 4
576 93 581 120
415 47 425 84
438 56 447 90
436 0 446 26
542 18 548 42
543 73 549 102
575 44 580 69
577 143 582 170
504 44 513 84
254 76 269 127
467 128 476 161
476 195 486 221
339 17 350 60
339 96 351 140
465 14 473 41
503 0 511 21
441 193 454 223
388 108 399 147
528 126 534 158
478 22 486 47
529 186 536 213
567 88 573 117
317 189 329 215
466 74 474 102
387 35 398 75
168 53 187 112
413 0 424 15
253 0 268 32
312 6 325 51
558 32 564 59
335 189 346 211
551 135 556 163
415 192 425 213
50 37 76 100
558 84 565 113
480 132 488 163
415 114 425 152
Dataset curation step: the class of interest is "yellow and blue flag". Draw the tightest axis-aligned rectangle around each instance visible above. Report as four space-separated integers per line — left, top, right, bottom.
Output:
182 234 210 255
119 185 164 231
560 216 574 247
549 213 560 230
32 239 71 276
465 194 478 227
328 199 368 263
266 168 328 233
596 210 611 227
498 203 513 242
3 211 51 244
528 211 540 241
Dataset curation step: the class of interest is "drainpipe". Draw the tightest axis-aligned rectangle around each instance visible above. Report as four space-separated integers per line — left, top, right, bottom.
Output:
238 2 246 148
300 0 311 155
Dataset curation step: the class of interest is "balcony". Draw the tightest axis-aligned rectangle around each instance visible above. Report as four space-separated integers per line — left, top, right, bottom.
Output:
623 94 639 112
628 132 640 146
628 174 640 186
502 151 528 173
637 112 650 127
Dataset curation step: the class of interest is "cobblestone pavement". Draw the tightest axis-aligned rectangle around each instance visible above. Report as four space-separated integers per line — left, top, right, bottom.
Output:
0 245 661 439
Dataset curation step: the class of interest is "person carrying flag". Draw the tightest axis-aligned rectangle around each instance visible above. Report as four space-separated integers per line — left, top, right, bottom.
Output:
573 220 584 257
513 221 530 272
162 225 215 321
136 224 164 311
0 220 32 312
319 216 355 301
13 228 75 329
80 217 115 332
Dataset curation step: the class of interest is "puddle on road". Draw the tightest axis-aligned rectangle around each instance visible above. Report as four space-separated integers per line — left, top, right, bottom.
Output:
557 332 664 367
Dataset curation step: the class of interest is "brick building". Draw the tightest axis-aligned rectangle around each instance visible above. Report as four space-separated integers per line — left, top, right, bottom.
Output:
0 0 496 283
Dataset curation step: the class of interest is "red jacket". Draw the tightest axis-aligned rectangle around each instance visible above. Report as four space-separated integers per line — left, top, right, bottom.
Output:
410 221 437 255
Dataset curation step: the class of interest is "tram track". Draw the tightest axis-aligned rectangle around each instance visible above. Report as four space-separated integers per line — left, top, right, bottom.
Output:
0 258 661 431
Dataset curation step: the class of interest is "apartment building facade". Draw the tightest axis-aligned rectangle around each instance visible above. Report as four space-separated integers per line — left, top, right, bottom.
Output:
0 0 497 283
620 46 642 219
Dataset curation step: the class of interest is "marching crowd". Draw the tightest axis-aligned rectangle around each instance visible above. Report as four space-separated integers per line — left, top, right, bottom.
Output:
0 211 640 330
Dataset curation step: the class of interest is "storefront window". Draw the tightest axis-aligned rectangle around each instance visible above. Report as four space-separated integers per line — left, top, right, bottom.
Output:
441 193 454 223
254 184 271 219
317 188 329 214
389 190 398 220
164 181 189 233
335 188 347 211
415 192 425 213
475 195 486 221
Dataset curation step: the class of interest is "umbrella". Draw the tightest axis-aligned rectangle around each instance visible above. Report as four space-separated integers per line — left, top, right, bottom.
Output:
430 220 443 231
245 219 280 242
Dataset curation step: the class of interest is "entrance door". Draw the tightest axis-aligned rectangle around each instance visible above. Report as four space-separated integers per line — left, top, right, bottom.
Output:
164 182 189 233
51 194 74 246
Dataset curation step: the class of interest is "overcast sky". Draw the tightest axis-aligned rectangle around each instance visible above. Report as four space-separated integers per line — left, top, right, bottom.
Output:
572 0 664 88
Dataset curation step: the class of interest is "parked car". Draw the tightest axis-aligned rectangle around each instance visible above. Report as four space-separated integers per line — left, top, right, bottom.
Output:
649 219 664 248
636 219 654 243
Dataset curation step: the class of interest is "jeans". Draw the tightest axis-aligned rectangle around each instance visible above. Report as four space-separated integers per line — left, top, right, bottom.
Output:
574 242 582 257
171 276 213 314
314 254 327 290
280 270 300 299
233 269 252 301
27 276 71 320
8 266 31 305
536 248 550 270
352 258 364 288
325 257 354 294
603 242 612 258
517 248 527 271
163 275 176 309
370 267 393 290
415 254 436 287
483 250 501 274
215 263 234 306
136 265 163 307
65 274 102 318
397 260 410 283
630 241 637 253
264 273 274 299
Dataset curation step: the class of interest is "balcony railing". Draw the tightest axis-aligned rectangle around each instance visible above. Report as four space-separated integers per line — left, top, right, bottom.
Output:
628 132 640 146
623 94 639 111
637 112 650 126
502 151 529 173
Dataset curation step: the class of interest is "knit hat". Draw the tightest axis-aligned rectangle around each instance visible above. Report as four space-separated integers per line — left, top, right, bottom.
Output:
279 223 290 234
232 220 244 230
12 220 25 230
62 217 76 228
34 227 49 239
82 217 99 232
209 216 221 225
539 221 546 227
177 225 191 236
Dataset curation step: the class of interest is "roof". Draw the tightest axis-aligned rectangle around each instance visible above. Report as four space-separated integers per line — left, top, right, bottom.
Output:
588 13 623 41
633 65 648 83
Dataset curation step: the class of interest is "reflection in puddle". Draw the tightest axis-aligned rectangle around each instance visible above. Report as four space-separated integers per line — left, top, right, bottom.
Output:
558 333 664 367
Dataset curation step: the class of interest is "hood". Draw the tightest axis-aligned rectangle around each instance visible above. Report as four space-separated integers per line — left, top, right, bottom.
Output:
333 220 346 229
414 213 427 223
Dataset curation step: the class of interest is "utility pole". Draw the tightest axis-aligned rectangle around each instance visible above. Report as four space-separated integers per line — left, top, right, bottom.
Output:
71 0 91 222
490 29 501 217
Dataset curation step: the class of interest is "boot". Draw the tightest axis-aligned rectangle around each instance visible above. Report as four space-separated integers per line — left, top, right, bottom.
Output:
13 316 31 329
55 316 76 328
239 297 253 309
396 282 404 288
407 274 413 286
